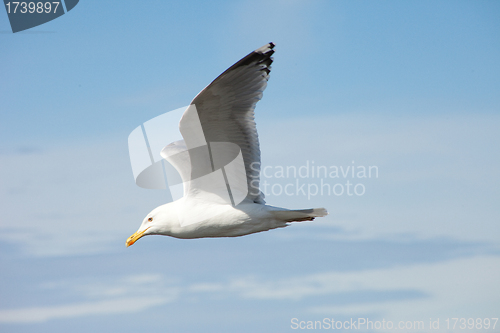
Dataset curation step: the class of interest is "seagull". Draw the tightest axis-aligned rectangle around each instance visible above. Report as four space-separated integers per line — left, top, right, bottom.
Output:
126 43 328 247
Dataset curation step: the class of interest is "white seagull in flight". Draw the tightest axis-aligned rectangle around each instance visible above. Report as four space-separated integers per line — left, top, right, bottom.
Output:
127 42 327 247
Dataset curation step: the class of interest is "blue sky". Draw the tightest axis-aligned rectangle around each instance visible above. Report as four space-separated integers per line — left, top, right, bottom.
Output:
1 1 499 332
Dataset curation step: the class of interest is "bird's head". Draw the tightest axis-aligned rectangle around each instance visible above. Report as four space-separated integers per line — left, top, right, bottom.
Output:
126 203 175 247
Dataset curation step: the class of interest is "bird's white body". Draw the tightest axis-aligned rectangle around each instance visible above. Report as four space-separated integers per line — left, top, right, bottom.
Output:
145 201 279 239
137 199 327 240
126 43 328 247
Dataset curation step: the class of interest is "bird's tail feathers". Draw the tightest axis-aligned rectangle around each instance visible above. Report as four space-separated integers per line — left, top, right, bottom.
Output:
271 208 328 222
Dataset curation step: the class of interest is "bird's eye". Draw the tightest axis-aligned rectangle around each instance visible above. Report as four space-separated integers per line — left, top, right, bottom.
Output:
148 217 153 222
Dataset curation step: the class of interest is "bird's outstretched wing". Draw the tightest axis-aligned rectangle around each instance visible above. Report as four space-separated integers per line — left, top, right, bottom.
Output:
178 42 275 204
160 140 191 198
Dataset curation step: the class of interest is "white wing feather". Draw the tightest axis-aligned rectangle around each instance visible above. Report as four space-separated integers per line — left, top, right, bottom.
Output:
180 42 275 204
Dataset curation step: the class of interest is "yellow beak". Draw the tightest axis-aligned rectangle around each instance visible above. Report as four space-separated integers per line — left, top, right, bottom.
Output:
126 227 150 247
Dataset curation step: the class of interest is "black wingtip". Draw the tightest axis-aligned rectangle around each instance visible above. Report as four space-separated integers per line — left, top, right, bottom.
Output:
255 42 275 54
218 43 275 74
202 43 275 89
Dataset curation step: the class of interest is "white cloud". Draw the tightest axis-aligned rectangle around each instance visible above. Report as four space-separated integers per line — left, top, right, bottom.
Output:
304 255 500 330
1 256 499 326
185 256 499 307
40 273 178 300
0 297 170 323
186 255 500 330
0 274 179 323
